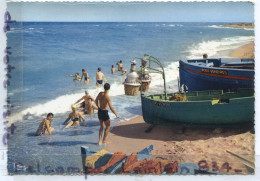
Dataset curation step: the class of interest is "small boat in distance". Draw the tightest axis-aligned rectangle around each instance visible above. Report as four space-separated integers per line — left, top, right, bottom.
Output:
141 88 254 127
179 58 254 92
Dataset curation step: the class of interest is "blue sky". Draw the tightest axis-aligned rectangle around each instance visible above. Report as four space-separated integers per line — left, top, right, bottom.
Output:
7 2 254 22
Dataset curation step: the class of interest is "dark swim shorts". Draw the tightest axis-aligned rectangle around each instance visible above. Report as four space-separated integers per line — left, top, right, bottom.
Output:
98 109 110 121
97 80 103 85
81 101 86 108
72 118 79 122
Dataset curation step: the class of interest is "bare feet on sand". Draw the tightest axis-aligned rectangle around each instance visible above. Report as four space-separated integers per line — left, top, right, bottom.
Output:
98 140 111 145
103 141 111 145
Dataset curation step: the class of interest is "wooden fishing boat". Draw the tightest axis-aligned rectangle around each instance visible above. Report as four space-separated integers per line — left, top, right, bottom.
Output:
134 55 254 127
141 88 254 127
179 58 254 91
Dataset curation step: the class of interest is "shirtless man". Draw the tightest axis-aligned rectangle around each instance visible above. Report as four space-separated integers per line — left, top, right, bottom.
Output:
63 105 86 129
81 69 89 84
96 67 106 87
95 83 119 145
74 90 98 115
117 60 127 74
35 113 54 136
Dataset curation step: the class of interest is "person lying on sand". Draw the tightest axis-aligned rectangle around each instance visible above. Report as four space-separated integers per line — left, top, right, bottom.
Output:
63 105 86 129
66 73 82 81
74 90 98 115
35 113 54 136
95 83 119 145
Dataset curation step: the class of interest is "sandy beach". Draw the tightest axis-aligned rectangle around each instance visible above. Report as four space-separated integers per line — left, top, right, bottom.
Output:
106 43 255 174
229 41 255 58
222 23 254 29
106 116 254 174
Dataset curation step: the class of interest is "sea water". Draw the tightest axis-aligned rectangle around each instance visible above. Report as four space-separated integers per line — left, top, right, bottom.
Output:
6 22 254 173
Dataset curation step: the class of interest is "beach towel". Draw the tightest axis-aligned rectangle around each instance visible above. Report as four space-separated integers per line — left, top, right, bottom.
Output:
85 149 109 168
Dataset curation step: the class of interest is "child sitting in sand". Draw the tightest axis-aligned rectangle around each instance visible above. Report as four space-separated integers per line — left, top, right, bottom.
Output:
63 105 86 129
35 113 54 136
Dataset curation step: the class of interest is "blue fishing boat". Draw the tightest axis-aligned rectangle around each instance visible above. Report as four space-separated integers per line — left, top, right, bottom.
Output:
179 58 254 91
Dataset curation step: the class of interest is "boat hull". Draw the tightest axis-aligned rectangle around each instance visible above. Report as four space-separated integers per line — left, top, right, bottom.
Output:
141 93 254 127
179 60 254 91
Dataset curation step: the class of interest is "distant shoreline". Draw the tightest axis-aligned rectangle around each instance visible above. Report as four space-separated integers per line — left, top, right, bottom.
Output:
220 23 254 29
229 41 255 59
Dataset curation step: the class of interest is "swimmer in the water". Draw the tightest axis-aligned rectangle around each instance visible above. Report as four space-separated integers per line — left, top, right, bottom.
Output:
66 73 82 81
111 65 116 74
96 67 106 88
80 69 89 84
74 90 98 115
63 105 86 129
117 60 127 74
35 113 54 136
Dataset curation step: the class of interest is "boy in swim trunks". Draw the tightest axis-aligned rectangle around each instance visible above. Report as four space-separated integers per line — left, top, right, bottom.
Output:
63 105 86 129
74 90 98 115
35 113 54 136
96 67 106 88
81 69 89 84
95 83 119 145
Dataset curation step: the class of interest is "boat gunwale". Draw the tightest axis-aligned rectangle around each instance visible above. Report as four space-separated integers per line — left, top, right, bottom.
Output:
180 59 255 72
141 92 254 103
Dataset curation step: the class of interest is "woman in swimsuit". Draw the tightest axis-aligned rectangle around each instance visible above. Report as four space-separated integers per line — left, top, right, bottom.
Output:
63 105 86 129
35 113 54 136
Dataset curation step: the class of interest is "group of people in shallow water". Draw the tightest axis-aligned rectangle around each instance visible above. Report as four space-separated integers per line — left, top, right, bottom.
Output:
66 68 105 87
36 60 129 144
66 60 127 87
36 83 119 145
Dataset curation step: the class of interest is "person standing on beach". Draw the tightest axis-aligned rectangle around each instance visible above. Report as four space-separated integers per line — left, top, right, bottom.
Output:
74 90 98 115
96 67 106 87
111 65 116 74
35 113 54 136
81 69 89 84
63 105 86 129
95 83 119 145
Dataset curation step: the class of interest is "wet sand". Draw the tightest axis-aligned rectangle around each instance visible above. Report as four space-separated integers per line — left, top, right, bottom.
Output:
106 116 254 174
229 42 255 58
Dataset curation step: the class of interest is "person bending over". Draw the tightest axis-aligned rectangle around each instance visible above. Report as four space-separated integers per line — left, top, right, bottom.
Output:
74 90 98 115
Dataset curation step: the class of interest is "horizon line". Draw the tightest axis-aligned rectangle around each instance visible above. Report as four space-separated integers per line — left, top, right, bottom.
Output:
9 21 255 23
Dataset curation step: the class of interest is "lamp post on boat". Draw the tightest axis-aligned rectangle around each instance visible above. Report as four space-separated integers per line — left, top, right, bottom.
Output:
138 54 167 100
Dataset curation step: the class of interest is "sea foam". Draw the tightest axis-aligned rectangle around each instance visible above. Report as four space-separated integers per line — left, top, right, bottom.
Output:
185 36 254 59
